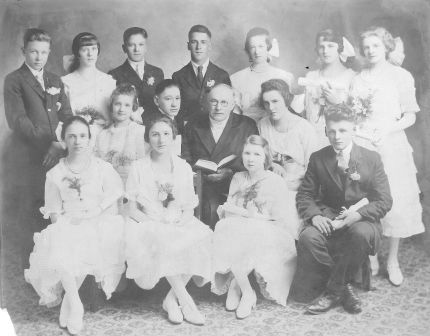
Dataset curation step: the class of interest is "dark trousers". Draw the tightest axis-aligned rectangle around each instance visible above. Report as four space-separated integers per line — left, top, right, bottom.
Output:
201 183 228 230
293 221 380 300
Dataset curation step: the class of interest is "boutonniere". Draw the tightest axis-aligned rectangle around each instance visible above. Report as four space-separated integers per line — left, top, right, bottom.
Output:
146 76 155 86
206 79 215 88
46 87 61 95
345 161 361 181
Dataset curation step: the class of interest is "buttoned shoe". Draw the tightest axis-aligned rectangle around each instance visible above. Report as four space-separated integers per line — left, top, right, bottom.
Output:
387 263 403 286
306 293 342 315
225 279 241 311
343 283 362 314
235 290 256 319
162 294 183 324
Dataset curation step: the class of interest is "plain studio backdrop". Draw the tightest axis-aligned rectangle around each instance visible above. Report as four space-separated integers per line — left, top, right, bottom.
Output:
0 0 429 240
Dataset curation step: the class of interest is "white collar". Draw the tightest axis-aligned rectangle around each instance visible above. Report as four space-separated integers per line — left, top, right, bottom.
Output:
128 59 145 68
209 115 229 129
191 59 210 74
333 141 353 156
25 63 44 78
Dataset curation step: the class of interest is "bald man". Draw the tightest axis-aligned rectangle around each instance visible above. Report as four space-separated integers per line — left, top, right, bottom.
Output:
182 84 258 228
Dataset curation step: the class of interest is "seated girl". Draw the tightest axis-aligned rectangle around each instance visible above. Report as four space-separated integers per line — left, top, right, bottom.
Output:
212 135 297 319
25 116 125 335
125 116 212 325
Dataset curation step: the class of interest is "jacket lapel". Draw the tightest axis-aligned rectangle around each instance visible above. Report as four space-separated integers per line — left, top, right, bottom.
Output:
183 62 200 90
122 61 143 84
321 146 343 191
194 116 216 155
344 144 362 198
19 64 46 99
211 113 235 159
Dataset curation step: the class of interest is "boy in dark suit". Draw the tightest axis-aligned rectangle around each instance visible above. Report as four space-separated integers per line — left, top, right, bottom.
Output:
172 25 231 122
294 104 392 314
109 27 164 122
4 28 73 269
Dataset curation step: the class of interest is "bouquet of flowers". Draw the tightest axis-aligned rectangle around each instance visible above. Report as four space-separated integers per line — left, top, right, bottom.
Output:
156 181 175 208
75 106 106 125
347 89 374 124
232 180 266 214
63 176 83 200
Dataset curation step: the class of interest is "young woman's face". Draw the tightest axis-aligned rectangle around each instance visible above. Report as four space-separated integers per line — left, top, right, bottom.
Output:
112 94 134 124
248 35 269 64
262 90 288 121
64 121 90 155
362 35 387 65
242 143 266 173
155 86 181 119
78 44 99 67
317 38 340 65
148 121 174 154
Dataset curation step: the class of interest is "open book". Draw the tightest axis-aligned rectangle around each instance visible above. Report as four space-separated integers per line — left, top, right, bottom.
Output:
194 154 237 174
332 198 369 230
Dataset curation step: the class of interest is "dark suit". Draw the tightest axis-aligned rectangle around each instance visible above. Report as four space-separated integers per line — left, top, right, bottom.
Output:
3 63 72 268
292 144 392 302
182 112 258 228
109 60 164 119
172 62 231 121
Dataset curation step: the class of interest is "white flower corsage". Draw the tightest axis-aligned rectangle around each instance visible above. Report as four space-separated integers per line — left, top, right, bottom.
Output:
346 161 361 181
158 190 168 202
349 172 361 181
147 76 155 86
46 87 61 95
206 79 215 88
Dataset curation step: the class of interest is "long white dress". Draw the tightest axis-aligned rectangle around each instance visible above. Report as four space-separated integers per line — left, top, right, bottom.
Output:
303 68 356 149
258 115 318 238
212 171 297 306
24 157 125 307
125 155 213 289
350 62 424 238
231 66 294 122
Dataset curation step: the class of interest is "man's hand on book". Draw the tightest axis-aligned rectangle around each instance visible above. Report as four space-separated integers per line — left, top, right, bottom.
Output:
335 210 363 228
206 168 233 182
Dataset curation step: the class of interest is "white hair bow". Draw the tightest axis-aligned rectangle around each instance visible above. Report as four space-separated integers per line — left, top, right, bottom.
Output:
339 37 355 62
388 37 405 66
269 38 280 58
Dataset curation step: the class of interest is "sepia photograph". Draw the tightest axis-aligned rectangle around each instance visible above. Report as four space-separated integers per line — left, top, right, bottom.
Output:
0 0 429 335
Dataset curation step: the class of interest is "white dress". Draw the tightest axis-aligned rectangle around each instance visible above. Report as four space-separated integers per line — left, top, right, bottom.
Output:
125 155 213 289
350 62 424 238
258 115 318 238
212 171 297 306
24 157 125 307
231 66 294 122
304 68 356 149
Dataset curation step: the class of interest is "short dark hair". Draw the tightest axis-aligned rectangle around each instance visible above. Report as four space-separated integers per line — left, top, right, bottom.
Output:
109 83 139 113
61 116 91 140
315 28 344 53
144 116 178 143
23 28 51 48
259 79 293 108
155 79 180 96
324 103 356 123
188 25 211 40
244 27 272 60
70 32 100 72
123 27 148 44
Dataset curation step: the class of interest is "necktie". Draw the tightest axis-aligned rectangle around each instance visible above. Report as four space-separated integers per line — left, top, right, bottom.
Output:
197 65 204 86
337 150 348 172
35 72 45 91
135 63 143 80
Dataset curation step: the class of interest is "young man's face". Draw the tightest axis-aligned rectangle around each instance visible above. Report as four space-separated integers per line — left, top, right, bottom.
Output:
123 33 147 62
326 119 355 151
22 40 50 71
188 32 211 65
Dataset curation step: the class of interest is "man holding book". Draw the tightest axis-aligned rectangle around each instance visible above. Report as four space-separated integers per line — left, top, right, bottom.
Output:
182 84 258 228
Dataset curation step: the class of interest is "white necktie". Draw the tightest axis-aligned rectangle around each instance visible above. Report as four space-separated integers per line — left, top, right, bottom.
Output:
35 72 45 91
337 150 348 171
135 63 144 80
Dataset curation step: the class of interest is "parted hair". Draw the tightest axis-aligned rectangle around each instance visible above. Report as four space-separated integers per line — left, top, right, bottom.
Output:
259 79 293 108
61 116 92 140
244 27 272 60
315 28 344 53
243 135 273 170
23 28 51 48
123 27 148 44
324 103 356 123
144 116 178 143
188 25 212 40
109 83 139 113
359 26 396 56
155 79 180 96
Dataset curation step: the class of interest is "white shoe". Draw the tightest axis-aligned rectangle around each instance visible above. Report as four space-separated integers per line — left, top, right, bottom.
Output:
162 293 183 324
182 302 205 326
369 255 380 276
59 294 69 328
67 300 84 335
236 291 256 319
225 279 241 311
387 263 403 286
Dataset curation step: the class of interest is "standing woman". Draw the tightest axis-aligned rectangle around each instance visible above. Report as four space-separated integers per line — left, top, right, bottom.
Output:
301 29 356 149
231 27 294 122
350 26 424 286
62 32 116 133
24 116 125 335
125 117 212 325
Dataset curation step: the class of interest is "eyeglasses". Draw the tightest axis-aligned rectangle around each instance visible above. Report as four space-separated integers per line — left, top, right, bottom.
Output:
209 99 229 108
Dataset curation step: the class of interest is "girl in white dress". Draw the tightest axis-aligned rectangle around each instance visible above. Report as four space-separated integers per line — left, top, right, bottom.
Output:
24 116 125 335
300 29 356 149
125 116 212 325
62 32 116 135
350 26 424 286
95 83 147 185
231 27 294 122
212 135 297 319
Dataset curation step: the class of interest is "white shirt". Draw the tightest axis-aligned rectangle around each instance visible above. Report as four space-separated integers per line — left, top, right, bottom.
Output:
191 59 210 78
26 63 45 90
333 141 353 167
128 59 145 79
210 116 229 143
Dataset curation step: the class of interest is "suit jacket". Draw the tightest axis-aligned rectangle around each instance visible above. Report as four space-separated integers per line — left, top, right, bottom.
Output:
4 63 73 168
296 144 393 224
182 112 258 194
109 60 164 115
172 61 231 121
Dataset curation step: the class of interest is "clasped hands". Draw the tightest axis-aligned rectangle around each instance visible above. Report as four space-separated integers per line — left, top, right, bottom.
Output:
205 168 234 183
311 210 362 236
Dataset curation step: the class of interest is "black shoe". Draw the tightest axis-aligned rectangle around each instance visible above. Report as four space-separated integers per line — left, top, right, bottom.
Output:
306 293 342 315
343 283 362 314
